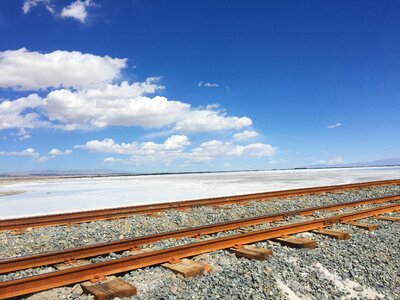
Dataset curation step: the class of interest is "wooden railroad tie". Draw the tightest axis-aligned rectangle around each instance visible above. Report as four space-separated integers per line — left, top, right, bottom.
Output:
299 211 314 216
176 207 191 212
130 247 154 256
105 216 127 221
162 258 212 278
237 227 255 233
323 207 340 212
208 204 223 208
54 259 91 271
274 237 317 249
346 221 378 231
81 276 137 300
374 216 400 223
144 212 160 218
312 229 350 240
229 245 272 260
331 190 346 194
10 229 28 236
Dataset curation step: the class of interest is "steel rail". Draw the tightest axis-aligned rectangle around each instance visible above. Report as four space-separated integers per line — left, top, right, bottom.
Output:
0 203 398 299
1 194 399 274
1 179 399 232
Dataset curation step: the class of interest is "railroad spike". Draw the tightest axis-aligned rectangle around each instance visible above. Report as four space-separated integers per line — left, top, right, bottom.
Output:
168 257 182 264
90 275 107 283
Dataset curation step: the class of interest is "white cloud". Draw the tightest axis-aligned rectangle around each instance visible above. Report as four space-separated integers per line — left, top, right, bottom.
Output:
0 94 47 130
75 135 190 155
327 122 342 129
17 128 31 140
103 157 115 164
44 79 185 130
60 0 93 23
0 48 126 90
22 0 54 14
0 148 35 157
48 148 72 155
0 147 72 162
77 135 191 166
0 148 48 162
174 110 252 133
44 78 251 132
22 0 94 22
0 77 251 133
198 81 220 88
76 136 276 166
23 0 39 13
317 156 346 165
233 130 260 141
162 135 191 150
190 140 276 162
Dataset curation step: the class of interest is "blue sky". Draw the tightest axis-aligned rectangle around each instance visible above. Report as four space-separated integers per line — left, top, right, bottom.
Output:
0 0 399 173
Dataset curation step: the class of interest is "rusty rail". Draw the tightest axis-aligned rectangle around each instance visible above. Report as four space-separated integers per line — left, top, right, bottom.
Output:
0 203 398 299
1 194 399 274
1 179 399 232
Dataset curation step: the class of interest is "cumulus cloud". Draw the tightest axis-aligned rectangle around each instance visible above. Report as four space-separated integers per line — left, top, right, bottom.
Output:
233 130 260 141
0 77 251 133
75 135 190 155
103 157 115 164
60 0 93 23
190 140 276 162
0 48 126 90
0 148 48 162
22 0 54 14
17 128 31 140
0 147 72 162
44 79 182 129
0 148 35 157
23 0 40 13
76 136 276 166
77 135 191 166
48 148 72 155
174 110 252 133
198 81 220 88
327 122 342 129
22 0 94 23
43 78 251 132
0 94 47 130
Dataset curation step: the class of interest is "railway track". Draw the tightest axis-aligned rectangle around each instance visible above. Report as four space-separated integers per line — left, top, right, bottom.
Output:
0 194 398 274
0 202 398 299
0 194 399 299
1 179 399 232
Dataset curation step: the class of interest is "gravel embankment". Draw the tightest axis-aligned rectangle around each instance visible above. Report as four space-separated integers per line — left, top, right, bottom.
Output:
0 185 399 299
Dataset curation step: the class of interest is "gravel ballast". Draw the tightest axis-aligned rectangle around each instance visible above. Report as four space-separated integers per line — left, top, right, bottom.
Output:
0 184 399 299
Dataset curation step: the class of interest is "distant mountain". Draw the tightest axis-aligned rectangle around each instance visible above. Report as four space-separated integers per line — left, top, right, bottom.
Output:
306 158 400 169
